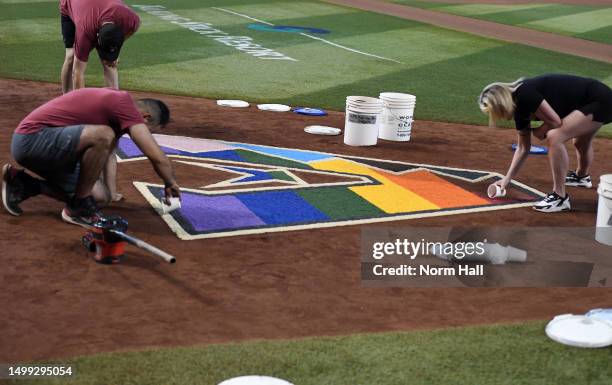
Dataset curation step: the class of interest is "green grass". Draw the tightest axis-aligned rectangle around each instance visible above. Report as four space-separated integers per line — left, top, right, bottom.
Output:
9 322 612 385
390 0 612 44
0 0 610 136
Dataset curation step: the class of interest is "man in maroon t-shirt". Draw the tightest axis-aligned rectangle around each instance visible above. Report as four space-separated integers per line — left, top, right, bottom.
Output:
1 88 180 228
60 0 140 93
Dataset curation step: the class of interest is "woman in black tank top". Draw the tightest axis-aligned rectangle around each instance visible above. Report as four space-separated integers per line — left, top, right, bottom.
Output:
478 74 612 213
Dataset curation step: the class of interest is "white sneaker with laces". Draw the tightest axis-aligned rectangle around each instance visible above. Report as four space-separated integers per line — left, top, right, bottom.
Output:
533 192 571 213
565 171 592 188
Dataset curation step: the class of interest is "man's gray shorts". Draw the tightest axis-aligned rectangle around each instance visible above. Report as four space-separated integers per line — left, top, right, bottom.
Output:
11 125 84 194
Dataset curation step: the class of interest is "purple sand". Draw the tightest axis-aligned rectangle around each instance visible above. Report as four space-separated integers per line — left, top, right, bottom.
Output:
179 193 265 232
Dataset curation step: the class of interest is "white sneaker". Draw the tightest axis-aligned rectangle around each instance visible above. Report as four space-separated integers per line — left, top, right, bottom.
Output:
533 192 571 213
565 171 592 188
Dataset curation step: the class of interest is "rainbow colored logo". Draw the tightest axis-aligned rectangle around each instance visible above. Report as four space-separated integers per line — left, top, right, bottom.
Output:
117 135 543 240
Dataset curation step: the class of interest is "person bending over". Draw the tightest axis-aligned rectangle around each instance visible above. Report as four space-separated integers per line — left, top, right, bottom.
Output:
60 0 140 93
478 74 612 213
2 88 180 227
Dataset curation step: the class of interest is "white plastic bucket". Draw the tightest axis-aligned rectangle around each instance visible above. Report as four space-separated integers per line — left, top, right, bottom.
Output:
596 174 612 246
379 92 416 141
344 96 382 146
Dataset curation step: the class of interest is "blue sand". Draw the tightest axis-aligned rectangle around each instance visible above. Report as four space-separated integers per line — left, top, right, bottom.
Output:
236 190 329 225
220 166 274 183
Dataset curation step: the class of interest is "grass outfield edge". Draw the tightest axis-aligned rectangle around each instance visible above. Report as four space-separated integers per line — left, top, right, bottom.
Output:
12 320 612 385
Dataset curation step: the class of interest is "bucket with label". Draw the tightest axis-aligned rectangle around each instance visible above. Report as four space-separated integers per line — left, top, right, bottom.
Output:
378 92 416 141
595 174 612 246
344 96 383 146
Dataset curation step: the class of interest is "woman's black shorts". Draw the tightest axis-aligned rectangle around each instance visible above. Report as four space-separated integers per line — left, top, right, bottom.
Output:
579 80 612 124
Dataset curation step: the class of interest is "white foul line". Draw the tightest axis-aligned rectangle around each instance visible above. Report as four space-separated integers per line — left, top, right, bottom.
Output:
212 7 274 25
212 7 402 64
299 32 402 64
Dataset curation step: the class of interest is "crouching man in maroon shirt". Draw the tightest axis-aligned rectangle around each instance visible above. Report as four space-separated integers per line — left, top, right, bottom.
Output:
2 88 180 227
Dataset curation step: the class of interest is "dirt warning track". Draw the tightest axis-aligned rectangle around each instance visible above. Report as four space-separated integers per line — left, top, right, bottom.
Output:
1 78 611 362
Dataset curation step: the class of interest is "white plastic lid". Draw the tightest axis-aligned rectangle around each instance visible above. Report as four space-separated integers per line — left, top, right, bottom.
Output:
545 314 612 348
257 104 291 112
586 308 612 326
217 100 250 108
304 125 341 136
218 376 294 385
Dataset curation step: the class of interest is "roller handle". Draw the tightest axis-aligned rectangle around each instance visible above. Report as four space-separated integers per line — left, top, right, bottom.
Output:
109 230 176 264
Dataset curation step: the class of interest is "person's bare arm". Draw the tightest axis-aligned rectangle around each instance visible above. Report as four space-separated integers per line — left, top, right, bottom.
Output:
128 123 180 202
535 100 562 128
102 60 119 89
525 100 560 140
498 131 531 187
72 58 88 89
102 148 122 201
532 122 554 140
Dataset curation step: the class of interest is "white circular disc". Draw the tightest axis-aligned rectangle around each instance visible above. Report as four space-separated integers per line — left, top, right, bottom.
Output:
217 100 250 108
545 314 612 348
586 308 612 326
304 125 341 136
218 376 294 385
257 104 291 112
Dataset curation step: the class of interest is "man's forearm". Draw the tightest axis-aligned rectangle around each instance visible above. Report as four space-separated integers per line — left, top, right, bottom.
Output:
103 149 118 197
151 159 176 186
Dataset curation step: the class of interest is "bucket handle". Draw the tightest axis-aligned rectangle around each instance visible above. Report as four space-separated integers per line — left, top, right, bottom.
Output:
598 186 612 199
382 101 414 122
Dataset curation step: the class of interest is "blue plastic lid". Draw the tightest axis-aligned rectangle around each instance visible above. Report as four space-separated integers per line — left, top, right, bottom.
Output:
294 107 327 116
511 143 548 155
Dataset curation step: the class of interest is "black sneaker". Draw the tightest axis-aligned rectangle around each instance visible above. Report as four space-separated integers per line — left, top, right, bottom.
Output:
2 164 26 216
565 171 592 188
61 196 103 228
533 192 571 213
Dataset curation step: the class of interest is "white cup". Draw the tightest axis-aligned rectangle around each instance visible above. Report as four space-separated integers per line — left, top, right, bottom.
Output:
160 197 181 214
487 184 506 199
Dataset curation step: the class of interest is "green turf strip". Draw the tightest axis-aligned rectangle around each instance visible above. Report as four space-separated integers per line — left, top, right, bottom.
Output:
578 25 612 44
465 4 597 26
0 1 58 21
296 186 384 219
12 322 612 385
524 8 612 36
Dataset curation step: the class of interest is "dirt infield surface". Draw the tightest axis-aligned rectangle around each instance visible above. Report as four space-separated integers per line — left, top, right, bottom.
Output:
325 0 612 63
1 78 611 362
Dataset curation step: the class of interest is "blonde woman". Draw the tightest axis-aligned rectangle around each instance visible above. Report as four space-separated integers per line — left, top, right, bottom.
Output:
479 74 612 213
